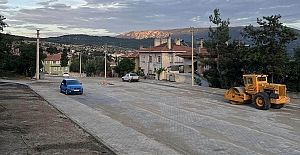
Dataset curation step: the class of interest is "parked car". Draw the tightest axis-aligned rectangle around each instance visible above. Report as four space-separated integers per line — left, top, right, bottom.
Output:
60 79 83 95
122 73 139 82
62 72 70 78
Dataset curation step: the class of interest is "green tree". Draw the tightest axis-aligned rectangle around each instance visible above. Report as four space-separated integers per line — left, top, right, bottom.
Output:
219 40 249 88
285 47 300 92
60 48 69 67
115 58 135 75
203 8 232 88
70 58 80 72
85 60 96 77
16 43 46 77
0 15 7 32
46 46 59 55
136 67 145 77
242 14 298 83
0 15 11 68
154 67 166 80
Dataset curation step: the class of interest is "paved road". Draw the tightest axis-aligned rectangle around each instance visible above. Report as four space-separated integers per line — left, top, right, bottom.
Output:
4 77 300 155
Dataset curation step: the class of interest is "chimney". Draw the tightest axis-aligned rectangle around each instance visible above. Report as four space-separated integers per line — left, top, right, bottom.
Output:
154 38 161 46
161 38 167 44
140 45 143 50
197 38 203 54
175 38 181 45
196 38 203 48
167 34 171 49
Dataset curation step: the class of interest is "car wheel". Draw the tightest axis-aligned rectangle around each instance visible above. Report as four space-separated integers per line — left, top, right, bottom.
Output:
65 89 68 95
60 87 63 93
122 78 125 82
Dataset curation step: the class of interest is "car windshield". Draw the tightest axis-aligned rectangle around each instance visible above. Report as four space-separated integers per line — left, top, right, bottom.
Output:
66 80 80 85
130 73 138 76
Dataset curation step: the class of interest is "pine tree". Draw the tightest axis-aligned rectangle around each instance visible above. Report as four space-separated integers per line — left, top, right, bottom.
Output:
242 14 298 83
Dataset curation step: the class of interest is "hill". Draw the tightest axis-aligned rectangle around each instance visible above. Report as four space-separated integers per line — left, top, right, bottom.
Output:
43 34 154 50
116 27 300 56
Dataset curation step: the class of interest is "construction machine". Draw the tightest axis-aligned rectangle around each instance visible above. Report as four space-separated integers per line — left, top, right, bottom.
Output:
224 74 290 110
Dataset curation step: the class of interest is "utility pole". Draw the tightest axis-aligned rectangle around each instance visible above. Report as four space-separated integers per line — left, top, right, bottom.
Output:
191 27 194 86
36 29 40 80
79 52 82 77
104 43 107 78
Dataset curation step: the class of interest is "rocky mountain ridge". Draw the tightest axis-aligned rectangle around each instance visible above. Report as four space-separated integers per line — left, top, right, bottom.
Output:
116 27 212 40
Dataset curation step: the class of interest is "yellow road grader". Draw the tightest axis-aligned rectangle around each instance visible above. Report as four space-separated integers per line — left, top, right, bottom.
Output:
224 74 290 110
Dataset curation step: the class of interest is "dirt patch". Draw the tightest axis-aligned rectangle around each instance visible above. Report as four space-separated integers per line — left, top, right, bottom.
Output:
0 82 116 155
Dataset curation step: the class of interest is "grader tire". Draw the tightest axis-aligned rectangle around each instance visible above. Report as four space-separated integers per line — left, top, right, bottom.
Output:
254 92 271 110
271 104 284 109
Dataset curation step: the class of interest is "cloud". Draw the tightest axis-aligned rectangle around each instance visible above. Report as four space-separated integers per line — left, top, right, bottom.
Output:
37 0 58 6
0 0 8 4
1 0 299 37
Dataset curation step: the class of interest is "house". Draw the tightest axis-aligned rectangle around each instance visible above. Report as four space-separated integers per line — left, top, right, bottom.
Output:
42 53 70 75
176 38 212 76
196 38 216 75
176 50 197 73
137 36 194 75
119 51 140 72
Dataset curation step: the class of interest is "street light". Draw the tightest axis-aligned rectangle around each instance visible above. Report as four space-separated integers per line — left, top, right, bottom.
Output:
191 27 194 86
36 29 40 80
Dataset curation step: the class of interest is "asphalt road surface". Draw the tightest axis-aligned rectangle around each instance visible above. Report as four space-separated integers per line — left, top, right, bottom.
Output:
13 77 300 154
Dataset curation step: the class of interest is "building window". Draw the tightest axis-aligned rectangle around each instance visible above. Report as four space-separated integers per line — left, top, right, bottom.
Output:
149 56 152 63
53 61 56 64
54 67 57 71
157 56 161 63
59 67 62 71
143 56 145 62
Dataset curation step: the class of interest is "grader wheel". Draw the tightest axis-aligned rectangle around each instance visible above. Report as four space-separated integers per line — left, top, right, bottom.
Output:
254 92 271 110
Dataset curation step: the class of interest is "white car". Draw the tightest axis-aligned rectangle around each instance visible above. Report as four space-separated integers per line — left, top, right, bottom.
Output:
62 72 70 78
122 73 139 82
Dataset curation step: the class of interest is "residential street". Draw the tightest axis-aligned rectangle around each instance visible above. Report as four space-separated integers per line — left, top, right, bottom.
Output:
1 76 300 155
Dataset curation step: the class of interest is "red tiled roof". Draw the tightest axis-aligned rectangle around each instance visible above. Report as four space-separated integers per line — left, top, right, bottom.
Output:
199 48 210 55
120 51 139 58
44 54 61 61
138 43 193 53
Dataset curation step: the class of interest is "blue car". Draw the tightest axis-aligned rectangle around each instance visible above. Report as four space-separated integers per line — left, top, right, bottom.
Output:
60 79 83 95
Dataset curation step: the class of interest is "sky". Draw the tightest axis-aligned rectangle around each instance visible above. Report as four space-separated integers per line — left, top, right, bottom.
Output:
1 0 300 38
